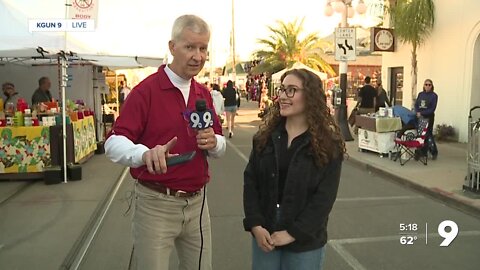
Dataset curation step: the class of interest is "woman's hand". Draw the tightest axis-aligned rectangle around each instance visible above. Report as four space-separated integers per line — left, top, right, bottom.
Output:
271 230 295 247
252 226 275 252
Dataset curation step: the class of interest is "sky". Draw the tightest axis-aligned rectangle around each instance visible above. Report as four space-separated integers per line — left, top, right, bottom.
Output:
0 0 383 67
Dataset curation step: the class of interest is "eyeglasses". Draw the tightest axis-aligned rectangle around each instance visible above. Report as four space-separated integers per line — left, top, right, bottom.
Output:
276 86 302 98
424 83 432 86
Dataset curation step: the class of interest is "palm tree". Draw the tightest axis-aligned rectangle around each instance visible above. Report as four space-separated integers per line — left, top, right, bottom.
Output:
251 18 335 77
389 0 435 103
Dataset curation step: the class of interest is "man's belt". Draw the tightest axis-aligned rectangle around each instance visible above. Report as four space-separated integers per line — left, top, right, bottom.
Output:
138 180 201 198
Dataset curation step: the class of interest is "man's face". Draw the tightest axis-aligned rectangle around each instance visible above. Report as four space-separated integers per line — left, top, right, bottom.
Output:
2 85 13 97
168 28 209 80
41 79 51 91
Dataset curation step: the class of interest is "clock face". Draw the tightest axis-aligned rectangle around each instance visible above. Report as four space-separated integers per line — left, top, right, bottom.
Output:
375 29 394 51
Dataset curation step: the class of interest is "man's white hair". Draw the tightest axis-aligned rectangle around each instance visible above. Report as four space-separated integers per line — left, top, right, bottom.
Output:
171 14 210 41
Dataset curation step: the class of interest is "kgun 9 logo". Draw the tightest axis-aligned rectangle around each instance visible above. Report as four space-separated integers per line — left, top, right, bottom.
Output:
189 110 213 129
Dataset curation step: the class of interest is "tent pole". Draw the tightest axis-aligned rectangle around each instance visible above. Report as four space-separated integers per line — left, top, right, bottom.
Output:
115 72 119 113
60 55 68 183
62 0 70 183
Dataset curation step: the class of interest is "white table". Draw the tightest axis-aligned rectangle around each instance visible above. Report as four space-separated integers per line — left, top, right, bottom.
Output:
356 115 402 156
358 128 397 157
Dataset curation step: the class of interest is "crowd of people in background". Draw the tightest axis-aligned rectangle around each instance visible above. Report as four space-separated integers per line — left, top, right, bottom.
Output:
205 68 276 133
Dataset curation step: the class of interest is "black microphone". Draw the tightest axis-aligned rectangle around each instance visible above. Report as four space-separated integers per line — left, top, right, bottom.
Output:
196 99 207 113
165 102 211 167
164 101 212 167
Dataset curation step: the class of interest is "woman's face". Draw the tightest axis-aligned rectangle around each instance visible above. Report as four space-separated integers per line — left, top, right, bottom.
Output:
424 80 433 92
278 74 306 118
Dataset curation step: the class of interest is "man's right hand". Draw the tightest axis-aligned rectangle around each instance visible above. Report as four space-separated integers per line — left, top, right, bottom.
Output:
142 137 177 174
252 226 275 252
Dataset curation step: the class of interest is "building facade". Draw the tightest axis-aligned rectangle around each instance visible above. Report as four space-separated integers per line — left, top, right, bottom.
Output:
381 0 480 142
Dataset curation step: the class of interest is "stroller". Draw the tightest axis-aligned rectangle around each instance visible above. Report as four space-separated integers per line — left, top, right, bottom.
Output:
464 106 480 193
392 117 429 166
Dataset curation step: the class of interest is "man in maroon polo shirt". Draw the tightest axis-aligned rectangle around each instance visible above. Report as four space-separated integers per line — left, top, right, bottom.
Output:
105 15 225 270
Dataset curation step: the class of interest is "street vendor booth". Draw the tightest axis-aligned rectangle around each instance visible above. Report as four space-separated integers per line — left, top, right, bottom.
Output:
0 49 100 181
356 113 402 156
0 48 162 182
0 115 96 178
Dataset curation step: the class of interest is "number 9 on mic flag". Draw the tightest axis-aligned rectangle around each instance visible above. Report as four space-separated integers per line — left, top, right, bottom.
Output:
189 110 213 129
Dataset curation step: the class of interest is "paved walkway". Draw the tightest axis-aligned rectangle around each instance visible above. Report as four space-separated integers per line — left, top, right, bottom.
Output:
236 99 480 216
2 98 479 269
0 154 127 269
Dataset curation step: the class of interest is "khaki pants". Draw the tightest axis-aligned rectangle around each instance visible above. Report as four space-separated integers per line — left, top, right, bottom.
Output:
132 182 212 270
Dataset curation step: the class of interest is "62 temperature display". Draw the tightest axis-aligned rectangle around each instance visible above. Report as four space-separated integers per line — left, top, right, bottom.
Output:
399 220 458 246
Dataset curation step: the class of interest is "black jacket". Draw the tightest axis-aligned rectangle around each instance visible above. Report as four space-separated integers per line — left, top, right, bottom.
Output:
222 86 237 107
375 88 392 111
243 124 342 252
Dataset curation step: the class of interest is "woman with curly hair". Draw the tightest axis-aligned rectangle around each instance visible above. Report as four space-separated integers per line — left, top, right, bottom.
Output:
243 68 345 270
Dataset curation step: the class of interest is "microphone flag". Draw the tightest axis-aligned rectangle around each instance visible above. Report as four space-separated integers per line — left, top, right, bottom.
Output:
189 99 213 129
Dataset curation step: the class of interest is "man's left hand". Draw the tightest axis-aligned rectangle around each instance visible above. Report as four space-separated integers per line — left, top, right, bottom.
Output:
196 128 217 150
271 230 295 247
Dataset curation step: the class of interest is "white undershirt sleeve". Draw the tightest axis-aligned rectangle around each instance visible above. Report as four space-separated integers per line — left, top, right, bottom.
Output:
208 134 226 158
104 134 149 168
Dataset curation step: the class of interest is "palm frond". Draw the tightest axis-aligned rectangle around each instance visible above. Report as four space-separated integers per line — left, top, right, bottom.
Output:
389 0 435 104
391 0 435 46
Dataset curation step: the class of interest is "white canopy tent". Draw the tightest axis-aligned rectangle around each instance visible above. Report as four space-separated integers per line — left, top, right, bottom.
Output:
0 0 169 58
0 48 162 182
76 54 164 70
0 48 163 114
271 62 328 83
0 0 167 182
0 47 54 59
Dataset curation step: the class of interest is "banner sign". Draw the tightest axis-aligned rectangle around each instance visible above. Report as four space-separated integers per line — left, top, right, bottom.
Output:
29 19 94 32
68 0 98 22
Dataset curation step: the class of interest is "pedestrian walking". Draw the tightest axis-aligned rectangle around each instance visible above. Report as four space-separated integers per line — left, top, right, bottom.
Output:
222 80 238 138
210 83 225 125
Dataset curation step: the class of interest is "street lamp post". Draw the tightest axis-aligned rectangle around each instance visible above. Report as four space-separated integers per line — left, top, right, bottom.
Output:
231 0 237 83
325 0 366 141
